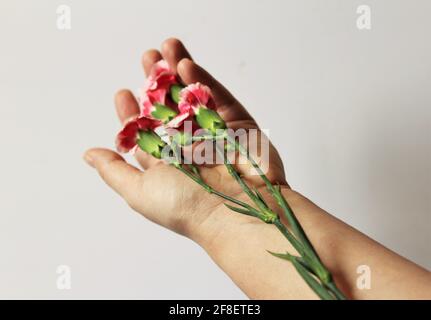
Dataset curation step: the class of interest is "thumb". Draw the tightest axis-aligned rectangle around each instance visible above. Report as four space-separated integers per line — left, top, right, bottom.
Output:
83 148 144 207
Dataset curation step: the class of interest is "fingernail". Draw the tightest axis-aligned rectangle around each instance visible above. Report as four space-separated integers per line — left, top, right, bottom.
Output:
83 151 95 168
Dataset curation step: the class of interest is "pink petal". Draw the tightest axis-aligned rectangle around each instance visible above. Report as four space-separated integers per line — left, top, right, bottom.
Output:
115 116 160 153
178 82 215 115
144 60 177 92
116 120 139 153
139 89 167 117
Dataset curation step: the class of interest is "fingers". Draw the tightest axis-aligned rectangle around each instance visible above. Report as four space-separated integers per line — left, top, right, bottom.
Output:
146 38 255 125
84 148 144 206
177 58 255 124
114 90 162 169
142 49 162 76
161 38 192 73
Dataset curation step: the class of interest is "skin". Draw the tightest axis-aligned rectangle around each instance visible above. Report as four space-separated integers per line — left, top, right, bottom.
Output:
84 38 431 299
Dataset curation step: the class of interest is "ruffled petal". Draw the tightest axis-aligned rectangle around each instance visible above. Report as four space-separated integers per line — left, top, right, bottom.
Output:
144 60 177 92
178 82 215 115
115 116 160 153
115 120 140 153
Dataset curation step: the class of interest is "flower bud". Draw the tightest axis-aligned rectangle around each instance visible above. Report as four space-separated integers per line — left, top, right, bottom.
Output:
170 84 183 104
151 103 178 123
195 108 226 134
136 130 166 159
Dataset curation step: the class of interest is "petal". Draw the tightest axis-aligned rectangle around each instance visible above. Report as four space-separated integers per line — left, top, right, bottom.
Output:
144 60 177 92
178 82 215 114
116 120 139 153
115 116 160 153
139 92 156 117
151 60 171 78
140 89 167 117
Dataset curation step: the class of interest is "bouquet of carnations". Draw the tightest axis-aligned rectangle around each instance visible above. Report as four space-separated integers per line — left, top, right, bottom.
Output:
116 60 346 300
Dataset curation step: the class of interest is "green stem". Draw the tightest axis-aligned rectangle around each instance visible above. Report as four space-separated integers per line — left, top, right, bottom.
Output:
214 142 269 214
225 134 333 279
226 134 317 253
192 133 226 142
223 133 346 298
173 132 347 300
273 219 306 259
326 281 347 300
289 255 336 300
174 165 256 212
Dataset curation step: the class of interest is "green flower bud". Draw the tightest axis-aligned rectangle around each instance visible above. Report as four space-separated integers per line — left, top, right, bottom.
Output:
170 84 183 104
151 103 178 123
137 130 166 159
195 108 226 134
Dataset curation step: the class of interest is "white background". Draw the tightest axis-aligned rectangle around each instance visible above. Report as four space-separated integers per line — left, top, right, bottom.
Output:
0 0 430 299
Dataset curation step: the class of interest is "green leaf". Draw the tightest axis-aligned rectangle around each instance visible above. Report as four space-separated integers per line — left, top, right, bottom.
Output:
290 256 335 300
224 203 257 217
267 250 293 261
189 164 200 177
253 187 268 206
151 103 177 123
267 251 335 300
170 84 183 104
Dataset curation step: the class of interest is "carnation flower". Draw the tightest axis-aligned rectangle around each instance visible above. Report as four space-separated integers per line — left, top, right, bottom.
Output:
116 116 165 157
176 83 225 133
139 60 180 123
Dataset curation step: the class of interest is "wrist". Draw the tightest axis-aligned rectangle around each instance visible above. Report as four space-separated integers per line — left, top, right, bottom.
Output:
189 186 298 258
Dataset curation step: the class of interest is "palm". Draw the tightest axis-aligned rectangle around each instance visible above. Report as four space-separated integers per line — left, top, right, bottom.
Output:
93 38 287 235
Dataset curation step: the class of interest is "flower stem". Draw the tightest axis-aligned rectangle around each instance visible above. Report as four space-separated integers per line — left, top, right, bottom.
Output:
226 134 317 254
173 131 346 300
225 133 337 286
174 164 256 212
222 132 346 299
214 142 273 218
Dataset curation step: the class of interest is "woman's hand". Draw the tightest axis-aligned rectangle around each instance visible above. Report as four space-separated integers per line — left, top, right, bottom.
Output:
84 38 285 244
84 38 431 299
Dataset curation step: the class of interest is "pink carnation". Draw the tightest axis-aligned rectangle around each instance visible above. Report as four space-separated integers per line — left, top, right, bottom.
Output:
116 116 159 153
139 60 178 118
178 82 215 115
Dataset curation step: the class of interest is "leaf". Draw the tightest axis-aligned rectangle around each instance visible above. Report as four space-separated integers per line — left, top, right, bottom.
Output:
224 203 256 217
267 251 335 300
267 250 293 261
253 187 268 207
290 256 335 300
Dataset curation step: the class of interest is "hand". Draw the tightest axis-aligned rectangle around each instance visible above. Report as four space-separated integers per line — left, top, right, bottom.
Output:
84 38 286 244
84 39 431 300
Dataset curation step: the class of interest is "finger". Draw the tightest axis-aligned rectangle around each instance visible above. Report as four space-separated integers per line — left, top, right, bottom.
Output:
84 148 144 207
115 89 139 123
161 38 192 73
114 90 162 169
142 49 163 76
177 58 255 124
